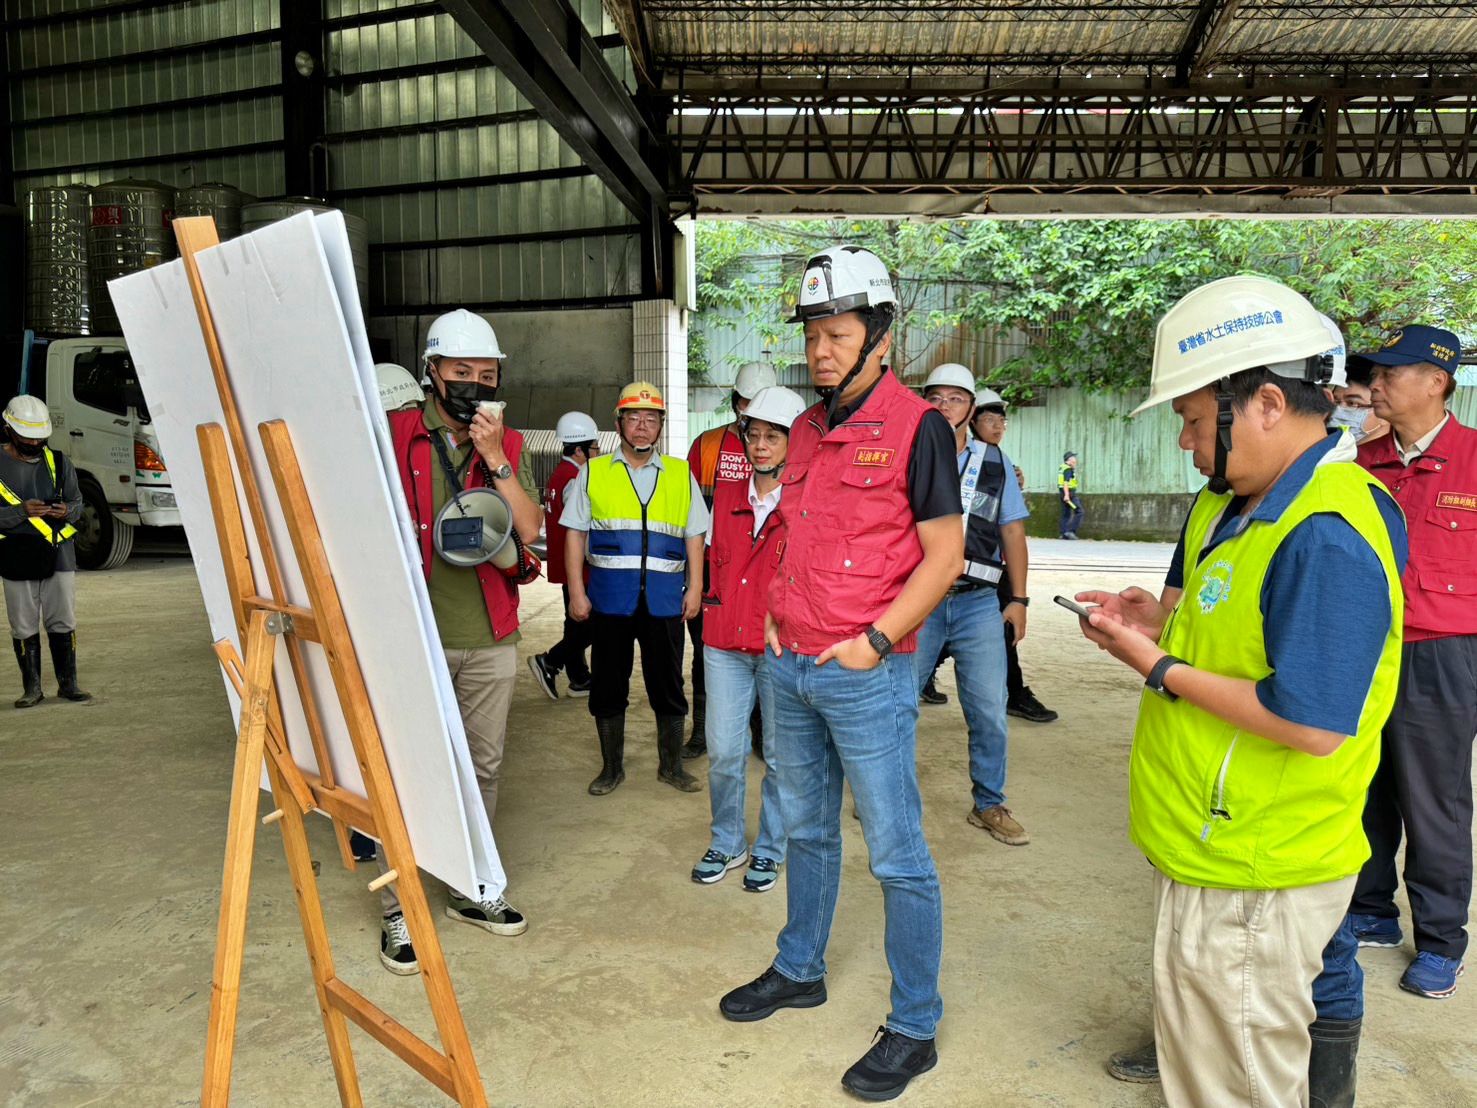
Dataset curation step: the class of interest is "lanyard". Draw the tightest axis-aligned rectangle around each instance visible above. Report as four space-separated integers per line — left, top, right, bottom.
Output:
429 429 476 494
958 443 986 531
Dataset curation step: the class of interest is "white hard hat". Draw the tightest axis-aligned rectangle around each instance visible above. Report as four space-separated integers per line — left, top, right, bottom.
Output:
742 386 809 431
424 309 507 362
1318 313 1348 390
733 361 779 399
375 363 423 412
3 394 51 439
789 245 897 324
556 410 600 444
974 387 1006 410
923 363 976 395
1136 276 1336 416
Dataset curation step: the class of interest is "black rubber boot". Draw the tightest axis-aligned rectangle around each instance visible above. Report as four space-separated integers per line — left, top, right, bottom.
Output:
13 636 44 709
588 714 626 796
47 631 91 702
1106 1041 1158 1083
682 692 707 759
657 714 702 792
1309 1017 1360 1108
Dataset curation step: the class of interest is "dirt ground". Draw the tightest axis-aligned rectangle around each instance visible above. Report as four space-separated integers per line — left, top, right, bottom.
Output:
2 540 1474 1107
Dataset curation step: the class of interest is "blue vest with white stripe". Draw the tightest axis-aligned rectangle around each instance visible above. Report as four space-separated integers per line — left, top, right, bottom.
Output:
585 452 693 618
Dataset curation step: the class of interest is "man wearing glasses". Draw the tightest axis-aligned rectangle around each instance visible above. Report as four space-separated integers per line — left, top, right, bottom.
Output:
915 365 1034 846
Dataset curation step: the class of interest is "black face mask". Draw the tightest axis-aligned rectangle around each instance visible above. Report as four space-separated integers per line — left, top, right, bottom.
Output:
8 432 44 458
433 370 499 425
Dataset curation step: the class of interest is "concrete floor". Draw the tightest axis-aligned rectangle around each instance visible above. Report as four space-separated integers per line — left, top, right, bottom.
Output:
2 540 1474 1107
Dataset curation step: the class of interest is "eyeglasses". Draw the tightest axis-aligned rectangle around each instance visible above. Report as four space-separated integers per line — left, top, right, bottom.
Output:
621 412 662 427
743 430 786 447
926 393 974 409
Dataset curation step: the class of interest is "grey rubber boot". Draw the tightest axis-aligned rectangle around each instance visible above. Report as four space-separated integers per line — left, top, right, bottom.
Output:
588 714 626 796
657 714 702 792
13 636 44 709
47 631 92 702
1309 1017 1360 1108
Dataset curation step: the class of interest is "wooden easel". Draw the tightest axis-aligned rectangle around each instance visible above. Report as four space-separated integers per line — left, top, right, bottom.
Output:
171 216 487 1106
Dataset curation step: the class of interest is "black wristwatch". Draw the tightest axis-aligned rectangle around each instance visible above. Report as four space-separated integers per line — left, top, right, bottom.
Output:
1005 596 1029 608
1145 654 1186 702
864 624 894 658
487 462 513 481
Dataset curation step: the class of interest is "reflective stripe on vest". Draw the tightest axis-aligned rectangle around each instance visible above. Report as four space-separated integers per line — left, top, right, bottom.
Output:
0 448 77 544
960 441 1006 586
1129 460 1403 890
585 453 692 618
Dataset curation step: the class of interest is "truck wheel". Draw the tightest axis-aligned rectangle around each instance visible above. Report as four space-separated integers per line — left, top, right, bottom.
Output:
75 477 135 570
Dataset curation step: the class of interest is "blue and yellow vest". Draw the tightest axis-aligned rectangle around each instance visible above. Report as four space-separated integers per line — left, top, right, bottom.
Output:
1130 460 1402 890
586 452 692 618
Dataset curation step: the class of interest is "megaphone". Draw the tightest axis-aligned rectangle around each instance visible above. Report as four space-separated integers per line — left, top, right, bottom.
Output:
432 487 517 569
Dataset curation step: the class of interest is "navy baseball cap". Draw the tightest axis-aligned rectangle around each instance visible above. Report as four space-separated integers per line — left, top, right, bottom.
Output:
1357 325 1462 373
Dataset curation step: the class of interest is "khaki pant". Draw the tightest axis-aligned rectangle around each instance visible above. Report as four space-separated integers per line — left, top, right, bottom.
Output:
4 571 77 637
381 643 517 914
1153 871 1356 1108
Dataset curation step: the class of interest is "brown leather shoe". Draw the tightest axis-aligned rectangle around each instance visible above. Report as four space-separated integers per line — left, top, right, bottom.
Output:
968 805 1030 845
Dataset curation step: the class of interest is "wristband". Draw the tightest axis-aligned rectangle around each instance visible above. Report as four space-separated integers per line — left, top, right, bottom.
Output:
1145 654 1185 702
864 625 894 658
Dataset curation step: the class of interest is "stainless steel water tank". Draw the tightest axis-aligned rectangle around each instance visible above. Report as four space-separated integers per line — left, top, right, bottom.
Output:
88 179 176 335
25 184 92 335
175 182 248 241
240 197 370 311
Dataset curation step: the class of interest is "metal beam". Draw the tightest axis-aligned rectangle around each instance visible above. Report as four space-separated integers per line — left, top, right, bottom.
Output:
280 0 328 198
441 0 668 223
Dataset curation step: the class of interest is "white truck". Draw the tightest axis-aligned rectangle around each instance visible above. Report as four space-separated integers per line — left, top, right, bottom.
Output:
19 334 180 569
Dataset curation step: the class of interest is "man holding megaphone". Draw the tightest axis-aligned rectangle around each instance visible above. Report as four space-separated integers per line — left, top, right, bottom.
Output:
377 309 544 975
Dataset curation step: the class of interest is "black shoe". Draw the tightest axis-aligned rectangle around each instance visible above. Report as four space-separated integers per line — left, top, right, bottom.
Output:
566 673 591 698
527 652 559 700
719 965 827 1022
349 829 377 863
1106 1041 1158 1083
1006 687 1058 723
841 1026 938 1101
379 912 419 975
919 679 948 706
1309 1017 1360 1108
13 635 44 709
47 631 90 702
683 700 707 759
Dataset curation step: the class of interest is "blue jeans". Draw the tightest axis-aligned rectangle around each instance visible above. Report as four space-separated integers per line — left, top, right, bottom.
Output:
765 648 944 1040
704 645 786 863
915 586 1010 811
1060 498 1083 536
1312 913 1364 1020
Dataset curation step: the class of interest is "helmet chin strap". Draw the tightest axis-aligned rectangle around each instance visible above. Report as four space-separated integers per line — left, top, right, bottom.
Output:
1209 381 1235 495
817 308 893 425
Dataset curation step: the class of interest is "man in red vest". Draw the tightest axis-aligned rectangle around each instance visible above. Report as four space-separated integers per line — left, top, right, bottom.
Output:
380 309 543 974
1348 324 1477 1000
719 246 964 1101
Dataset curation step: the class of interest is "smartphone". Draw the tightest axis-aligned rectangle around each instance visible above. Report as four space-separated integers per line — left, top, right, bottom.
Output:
1053 594 1096 620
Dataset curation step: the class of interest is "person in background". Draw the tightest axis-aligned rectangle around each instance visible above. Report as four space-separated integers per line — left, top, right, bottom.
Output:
528 412 602 700
1 395 89 709
1058 450 1083 539
563 382 709 796
1348 324 1477 1002
719 245 963 1101
691 385 807 893
375 362 425 415
376 309 542 974
683 361 778 758
1330 357 1391 446
1079 276 1404 1107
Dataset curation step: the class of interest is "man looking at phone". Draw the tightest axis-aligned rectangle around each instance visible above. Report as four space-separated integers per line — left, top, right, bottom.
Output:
1 395 89 707
1074 277 1405 1106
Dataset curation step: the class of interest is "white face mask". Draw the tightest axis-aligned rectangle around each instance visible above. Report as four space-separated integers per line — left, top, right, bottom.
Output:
1329 405 1372 441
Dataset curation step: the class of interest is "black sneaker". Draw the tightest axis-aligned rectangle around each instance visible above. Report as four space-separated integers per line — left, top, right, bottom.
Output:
527 653 559 700
349 829 377 862
1006 687 1058 723
379 912 419 975
566 674 592 697
841 1026 938 1101
919 679 949 706
719 965 826 1022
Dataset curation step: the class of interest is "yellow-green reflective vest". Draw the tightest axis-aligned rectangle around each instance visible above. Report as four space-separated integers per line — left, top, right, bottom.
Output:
1130 459 1403 890
0 447 77 545
585 453 692 618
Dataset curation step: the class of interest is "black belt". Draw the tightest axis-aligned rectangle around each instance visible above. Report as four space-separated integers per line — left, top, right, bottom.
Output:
947 580 987 596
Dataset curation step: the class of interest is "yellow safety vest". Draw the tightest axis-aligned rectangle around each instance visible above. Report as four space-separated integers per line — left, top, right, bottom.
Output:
0 447 77 545
585 453 692 618
1129 458 1403 890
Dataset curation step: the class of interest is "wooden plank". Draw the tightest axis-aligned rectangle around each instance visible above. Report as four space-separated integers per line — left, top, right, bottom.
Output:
213 639 319 819
200 611 275 1108
241 596 323 643
323 980 457 1099
259 419 488 1108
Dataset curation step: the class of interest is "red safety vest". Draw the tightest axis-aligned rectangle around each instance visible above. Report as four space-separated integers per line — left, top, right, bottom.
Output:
703 477 787 654
543 458 580 586
689 424 751 506
767 370 929 656
1358 414 1477 641
389 407 525 641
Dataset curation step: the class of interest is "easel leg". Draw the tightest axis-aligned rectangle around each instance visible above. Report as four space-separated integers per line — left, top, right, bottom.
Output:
201 611 275 1107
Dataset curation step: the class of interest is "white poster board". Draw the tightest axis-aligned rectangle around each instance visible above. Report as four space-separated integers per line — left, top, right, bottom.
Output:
109 212 503 900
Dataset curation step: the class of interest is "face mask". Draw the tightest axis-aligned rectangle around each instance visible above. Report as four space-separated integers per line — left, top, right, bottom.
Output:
1329 405 1371 441
434 372 498 425
8 433 44 457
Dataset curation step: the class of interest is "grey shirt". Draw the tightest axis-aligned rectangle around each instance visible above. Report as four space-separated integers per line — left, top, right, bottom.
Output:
0 447 84 572
560 450 711 538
